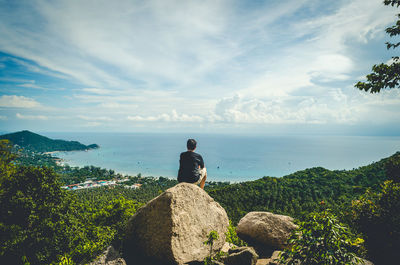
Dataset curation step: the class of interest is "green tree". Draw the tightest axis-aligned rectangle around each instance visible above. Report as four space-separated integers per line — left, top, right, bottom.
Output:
385 152 400 182
0 140 142 264
279 210 364 265
0 145 73 264
351 181 400 264
350 153 400 264
355 0 400 93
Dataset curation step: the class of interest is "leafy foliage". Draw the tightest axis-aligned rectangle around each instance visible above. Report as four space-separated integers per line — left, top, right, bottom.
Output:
385 152 400 182
203 230 220 265
0 142 141 265
59 165 119 185
57 255 74 265
351 180 400 264
74 177 178 204
0 141 72 264
225 220 247 247
355 0 400 93
208 154 390 224
279 210 364 265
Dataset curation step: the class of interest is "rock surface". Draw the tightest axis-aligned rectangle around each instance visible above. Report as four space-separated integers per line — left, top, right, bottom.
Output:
357 258 374 265
221 242 236 253
122 183 229 265
87 246 127 265
266 251 282 265
223 246 259 265
236 212 297 250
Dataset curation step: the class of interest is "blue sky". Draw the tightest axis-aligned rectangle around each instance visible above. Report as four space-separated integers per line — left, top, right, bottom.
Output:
0 0 399 134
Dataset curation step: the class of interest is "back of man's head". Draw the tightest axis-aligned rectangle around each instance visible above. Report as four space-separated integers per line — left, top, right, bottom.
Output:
187 139 197 151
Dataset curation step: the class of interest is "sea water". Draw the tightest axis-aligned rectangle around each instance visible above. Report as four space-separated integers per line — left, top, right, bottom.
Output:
44 132 400 182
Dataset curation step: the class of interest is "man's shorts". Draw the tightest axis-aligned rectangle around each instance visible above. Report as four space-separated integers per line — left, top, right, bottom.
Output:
194 167 207 185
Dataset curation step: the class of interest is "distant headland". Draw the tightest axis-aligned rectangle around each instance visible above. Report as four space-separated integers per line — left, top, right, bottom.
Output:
0 130 99 153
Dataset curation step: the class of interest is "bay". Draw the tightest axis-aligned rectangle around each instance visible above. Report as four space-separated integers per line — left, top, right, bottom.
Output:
44 132 400 182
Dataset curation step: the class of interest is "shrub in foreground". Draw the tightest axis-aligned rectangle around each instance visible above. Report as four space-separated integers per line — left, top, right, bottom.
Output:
279 209 364 265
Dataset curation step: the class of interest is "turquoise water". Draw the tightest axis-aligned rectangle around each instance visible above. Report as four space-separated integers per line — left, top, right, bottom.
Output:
45 132 400 182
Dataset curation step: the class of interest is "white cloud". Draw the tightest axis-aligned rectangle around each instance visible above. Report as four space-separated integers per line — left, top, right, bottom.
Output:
0 77 35 83
309 54 353 82
0 0 399 132
81 88 113 95
0 95 41 108
211 92 361 125
0 0 236 88
83 121 102 127
18 83 44 89
16 113 48 120
98 102 135 109
77 115 113 121
127 110 204 123
237 0 396 99
7 57 68 80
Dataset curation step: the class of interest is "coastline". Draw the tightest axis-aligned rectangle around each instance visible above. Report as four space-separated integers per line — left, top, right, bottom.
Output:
48 151 178 180
43 151 64 155
43 147 99 155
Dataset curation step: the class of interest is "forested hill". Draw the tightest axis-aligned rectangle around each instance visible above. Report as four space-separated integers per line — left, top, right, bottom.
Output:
208 152 395 224
0 130 99 152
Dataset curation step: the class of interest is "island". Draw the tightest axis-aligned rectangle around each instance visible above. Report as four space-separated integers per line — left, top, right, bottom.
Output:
0 130 99 153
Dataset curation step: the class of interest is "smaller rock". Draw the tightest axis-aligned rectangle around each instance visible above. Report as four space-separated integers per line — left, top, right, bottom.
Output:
222 246 259 265
255 259 269 265
237 212 298 250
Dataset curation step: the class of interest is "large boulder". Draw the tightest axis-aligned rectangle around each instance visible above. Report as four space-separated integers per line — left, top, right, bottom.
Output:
236 212 297 250
122 183 229 265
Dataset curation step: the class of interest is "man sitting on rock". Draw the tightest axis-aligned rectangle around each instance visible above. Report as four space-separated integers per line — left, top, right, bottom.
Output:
178 139 207 189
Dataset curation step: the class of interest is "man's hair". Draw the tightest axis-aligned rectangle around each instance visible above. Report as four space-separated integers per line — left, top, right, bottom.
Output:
187 139 197 150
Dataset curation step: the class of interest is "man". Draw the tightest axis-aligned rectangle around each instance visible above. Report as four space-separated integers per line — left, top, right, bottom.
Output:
178 139 207 189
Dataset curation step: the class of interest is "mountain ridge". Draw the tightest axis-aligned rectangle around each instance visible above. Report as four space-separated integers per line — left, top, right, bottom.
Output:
0 130 99 152
208 151 396 223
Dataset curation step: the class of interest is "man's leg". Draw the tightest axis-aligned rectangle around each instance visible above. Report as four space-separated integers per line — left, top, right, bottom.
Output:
199 168 207 189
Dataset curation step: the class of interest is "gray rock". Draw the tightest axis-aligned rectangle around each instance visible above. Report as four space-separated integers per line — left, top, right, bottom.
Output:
222 246 259 265
86 246 126 265
123 183 229 265
206 261 225 265
221 242 236 253
356 257 374 265
267 251 283 265
255 259 270 265
207 261 225 265
237 212 298 250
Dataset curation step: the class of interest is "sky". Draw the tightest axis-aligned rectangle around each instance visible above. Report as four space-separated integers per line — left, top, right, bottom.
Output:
0 0 399 135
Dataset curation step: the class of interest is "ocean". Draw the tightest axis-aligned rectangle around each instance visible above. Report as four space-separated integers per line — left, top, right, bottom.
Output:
45 132 400 182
